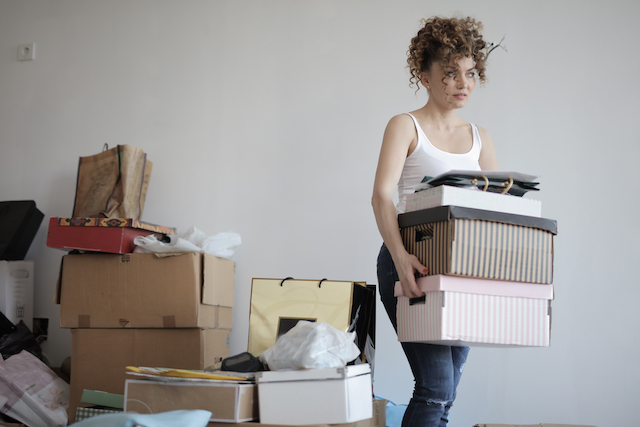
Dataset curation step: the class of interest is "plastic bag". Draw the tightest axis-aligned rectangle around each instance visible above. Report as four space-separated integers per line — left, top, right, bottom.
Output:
0 320 45 363
0 350 69 427
134 226 241 259
259 321 361 370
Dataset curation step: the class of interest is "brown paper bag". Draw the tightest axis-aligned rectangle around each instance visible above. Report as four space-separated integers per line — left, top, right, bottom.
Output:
72 145 152 219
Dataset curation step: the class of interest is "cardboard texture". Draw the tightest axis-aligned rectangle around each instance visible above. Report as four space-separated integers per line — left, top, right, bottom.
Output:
255 364 373 425
68 328 230 423
399 206 557 284
248 278 375 362
56 252 234 328
396 276 553 347
0 261 33 330
0 200 44 261
405 185 542 217
124 379 258 422
46 217 176 254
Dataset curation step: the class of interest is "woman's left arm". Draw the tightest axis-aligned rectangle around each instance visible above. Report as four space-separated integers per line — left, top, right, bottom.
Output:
478 126 498 170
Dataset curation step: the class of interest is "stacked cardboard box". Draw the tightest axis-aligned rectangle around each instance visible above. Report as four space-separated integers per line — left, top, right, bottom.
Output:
54 251 235 423
397 186 557 347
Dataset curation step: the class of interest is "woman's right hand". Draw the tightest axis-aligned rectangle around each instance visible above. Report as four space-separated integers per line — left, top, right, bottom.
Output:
393 250 428 298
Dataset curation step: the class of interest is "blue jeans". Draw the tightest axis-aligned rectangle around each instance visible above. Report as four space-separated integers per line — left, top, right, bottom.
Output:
377 244 469 427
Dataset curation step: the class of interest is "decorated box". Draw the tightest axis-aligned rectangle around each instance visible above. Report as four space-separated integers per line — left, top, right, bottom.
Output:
395 275 553 347
399 206 557 284
46 217 176 254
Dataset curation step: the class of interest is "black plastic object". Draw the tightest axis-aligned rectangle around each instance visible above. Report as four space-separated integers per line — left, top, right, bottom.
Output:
0 320 46 363
221 352 265 372
0 200 44 260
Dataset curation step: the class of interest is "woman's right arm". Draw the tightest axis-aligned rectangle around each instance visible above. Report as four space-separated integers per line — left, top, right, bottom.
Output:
372 114 428 298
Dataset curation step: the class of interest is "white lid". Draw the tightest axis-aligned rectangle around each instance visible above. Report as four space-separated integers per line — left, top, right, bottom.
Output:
255 364 371 384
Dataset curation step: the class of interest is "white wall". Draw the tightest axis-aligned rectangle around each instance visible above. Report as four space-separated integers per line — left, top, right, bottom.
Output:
1 1 638 426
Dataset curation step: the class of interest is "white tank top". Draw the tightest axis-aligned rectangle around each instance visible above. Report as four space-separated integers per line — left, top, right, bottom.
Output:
396 113 482 213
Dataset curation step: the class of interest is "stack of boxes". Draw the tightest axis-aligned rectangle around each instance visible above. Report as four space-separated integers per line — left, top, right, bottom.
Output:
395 184 557 347
49 220 236 423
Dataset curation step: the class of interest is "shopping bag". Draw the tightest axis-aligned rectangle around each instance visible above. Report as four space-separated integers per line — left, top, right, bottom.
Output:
0 350 69 427
422 171 539 197
248 278 375 365
72 145 152 219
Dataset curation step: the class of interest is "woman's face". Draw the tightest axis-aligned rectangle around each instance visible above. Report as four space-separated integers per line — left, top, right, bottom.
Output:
422 55 477 109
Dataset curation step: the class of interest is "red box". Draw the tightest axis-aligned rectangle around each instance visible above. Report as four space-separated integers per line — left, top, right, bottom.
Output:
46 217 176 254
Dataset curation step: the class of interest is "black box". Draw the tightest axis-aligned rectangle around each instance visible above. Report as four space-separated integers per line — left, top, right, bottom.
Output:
0 201 44 260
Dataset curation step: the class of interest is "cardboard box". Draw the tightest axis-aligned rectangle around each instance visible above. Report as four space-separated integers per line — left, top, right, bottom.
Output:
0 261 33 330
399 206 557 284
46 217 176 254
124 379 257 422
68 328 230 423
56 252 234 328
396 275 553 347
255 364 372 425
405 185 542 217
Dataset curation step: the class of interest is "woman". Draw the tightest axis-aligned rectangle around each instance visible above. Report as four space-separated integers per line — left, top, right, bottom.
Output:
371 16 498 427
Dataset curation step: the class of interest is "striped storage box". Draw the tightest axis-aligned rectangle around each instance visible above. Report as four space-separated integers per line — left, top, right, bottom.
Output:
394 275 553 347
399 206 557 284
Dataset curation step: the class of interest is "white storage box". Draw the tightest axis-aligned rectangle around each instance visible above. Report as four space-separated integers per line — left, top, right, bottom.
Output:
255 364 372 425
405 185 542 217
0 260 33 330
395 275 553 347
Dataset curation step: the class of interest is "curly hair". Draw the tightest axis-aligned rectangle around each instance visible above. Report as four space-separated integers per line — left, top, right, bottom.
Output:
407 16 488 91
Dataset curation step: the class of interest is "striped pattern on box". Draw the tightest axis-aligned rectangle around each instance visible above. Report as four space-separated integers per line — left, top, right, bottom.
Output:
401 218 554 284
397 291 551 347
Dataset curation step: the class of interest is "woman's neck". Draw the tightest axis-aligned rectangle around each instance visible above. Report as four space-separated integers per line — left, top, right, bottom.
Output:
416 100 463 130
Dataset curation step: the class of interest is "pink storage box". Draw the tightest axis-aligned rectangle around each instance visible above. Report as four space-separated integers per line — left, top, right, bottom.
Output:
394 275 553 347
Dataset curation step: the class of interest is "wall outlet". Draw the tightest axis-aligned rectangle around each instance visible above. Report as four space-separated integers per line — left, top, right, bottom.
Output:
18 43 35 61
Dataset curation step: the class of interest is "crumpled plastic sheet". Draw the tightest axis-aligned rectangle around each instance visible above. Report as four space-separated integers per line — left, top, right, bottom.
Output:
259 321 361 370
134 226 241 259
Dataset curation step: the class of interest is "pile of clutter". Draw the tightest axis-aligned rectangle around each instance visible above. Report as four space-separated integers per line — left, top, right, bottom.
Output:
0 200 71 427
0 145 381 427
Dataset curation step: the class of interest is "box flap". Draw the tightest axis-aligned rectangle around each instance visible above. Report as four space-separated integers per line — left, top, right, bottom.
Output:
202 254 235 307
394 275 554 300
255 364 370 383
398 206 557 234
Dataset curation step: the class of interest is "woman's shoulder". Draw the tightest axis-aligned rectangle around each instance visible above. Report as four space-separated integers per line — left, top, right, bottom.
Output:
473 124 492 141
385 113 417 136
388 112 415 126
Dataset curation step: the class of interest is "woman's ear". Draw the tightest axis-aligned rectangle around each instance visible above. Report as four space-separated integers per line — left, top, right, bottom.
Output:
420 72 431 90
